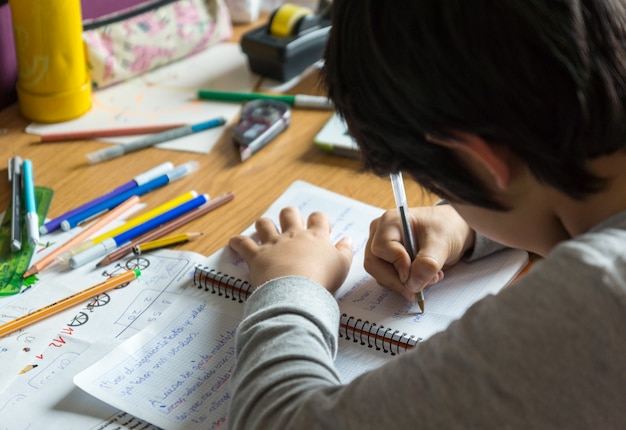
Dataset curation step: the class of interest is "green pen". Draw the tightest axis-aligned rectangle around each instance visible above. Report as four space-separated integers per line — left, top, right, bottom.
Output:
198 89 333 110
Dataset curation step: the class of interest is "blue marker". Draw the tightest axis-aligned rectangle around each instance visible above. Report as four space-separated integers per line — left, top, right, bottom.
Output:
22 159 39 246
40 162 174 235
68 193 210 268
60 161 198 231
85 117 226 164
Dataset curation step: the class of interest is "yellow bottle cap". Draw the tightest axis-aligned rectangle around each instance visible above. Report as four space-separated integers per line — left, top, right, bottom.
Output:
16 76 92 123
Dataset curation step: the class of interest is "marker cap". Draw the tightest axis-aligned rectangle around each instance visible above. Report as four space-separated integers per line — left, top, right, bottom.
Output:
133 162 175 185
69 238 117 269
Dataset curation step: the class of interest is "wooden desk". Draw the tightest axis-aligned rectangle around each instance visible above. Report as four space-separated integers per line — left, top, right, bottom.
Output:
0 25 436 259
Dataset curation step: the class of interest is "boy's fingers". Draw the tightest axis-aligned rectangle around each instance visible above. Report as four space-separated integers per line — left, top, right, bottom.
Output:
307 211 332 234
279 206 305 230
228 235 259 259
335 236 354 267
367 219 413 282
405 254 443 294
364 252 412 296
255 217 280 242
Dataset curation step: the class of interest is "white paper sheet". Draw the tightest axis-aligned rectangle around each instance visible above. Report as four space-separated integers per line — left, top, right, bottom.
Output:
25 43 258 154
0 243 206 429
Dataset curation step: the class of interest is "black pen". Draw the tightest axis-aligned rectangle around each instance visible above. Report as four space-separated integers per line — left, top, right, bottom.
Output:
390 172 425 312
9 156 23 252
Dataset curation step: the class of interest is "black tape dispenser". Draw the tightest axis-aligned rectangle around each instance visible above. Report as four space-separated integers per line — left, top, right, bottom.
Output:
240 2 331 82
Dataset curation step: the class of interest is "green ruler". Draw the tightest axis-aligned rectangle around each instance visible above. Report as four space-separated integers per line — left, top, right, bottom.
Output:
0 186 54 296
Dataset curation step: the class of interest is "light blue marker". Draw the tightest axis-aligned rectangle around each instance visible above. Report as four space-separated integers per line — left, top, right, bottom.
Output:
86 117 226 164
22 159 39 246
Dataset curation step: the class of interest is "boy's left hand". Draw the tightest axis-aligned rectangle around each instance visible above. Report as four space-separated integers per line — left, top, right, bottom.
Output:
229 206 354 294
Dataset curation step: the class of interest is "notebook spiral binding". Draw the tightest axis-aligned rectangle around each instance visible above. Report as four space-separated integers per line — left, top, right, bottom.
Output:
192 265 421 355
194 266 254 303
339 314 420 356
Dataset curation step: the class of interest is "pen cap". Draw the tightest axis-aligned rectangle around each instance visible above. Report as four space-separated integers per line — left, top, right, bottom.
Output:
9 0 91 123
8 156 22 180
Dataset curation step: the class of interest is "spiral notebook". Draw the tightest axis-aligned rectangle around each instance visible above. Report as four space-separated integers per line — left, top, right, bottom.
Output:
75 180 529 430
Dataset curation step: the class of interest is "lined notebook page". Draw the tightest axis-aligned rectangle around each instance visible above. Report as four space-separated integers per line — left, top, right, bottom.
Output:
74 180 528 430
337 248 528 344
76 289 241 430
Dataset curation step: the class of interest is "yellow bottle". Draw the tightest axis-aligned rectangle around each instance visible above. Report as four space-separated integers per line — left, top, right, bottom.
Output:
9 0 91 123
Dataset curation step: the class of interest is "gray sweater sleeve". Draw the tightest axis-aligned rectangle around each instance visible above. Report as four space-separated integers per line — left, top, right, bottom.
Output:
227 277 343 429
464 231 507 261
227 234 626 429
434 199 507 261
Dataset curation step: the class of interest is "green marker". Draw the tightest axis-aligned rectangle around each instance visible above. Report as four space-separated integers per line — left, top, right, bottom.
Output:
198 90 333 110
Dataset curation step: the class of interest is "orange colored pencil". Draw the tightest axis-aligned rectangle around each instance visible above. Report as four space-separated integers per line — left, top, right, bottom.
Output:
0 269 141 338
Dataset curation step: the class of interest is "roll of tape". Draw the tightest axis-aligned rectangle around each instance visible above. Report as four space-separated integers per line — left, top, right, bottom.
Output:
269 3 314 37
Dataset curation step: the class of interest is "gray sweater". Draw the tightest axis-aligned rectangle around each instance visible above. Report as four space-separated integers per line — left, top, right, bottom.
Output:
227 211 626 429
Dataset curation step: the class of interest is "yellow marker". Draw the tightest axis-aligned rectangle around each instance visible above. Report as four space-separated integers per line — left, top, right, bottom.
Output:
89 191 199 244
60 191 199 262
0 270 141 338
269 4 314 37
133 232 203 255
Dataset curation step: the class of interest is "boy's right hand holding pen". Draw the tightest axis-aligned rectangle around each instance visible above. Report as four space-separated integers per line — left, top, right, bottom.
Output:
363 204 475 302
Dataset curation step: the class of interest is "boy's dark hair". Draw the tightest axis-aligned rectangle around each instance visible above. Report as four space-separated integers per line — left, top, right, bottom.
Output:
322 0 626 209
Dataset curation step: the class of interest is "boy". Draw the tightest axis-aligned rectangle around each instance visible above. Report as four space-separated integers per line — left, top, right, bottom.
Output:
226 1 626 428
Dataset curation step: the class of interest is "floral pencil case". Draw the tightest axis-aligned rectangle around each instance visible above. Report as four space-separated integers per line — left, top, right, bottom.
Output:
82 0 233 89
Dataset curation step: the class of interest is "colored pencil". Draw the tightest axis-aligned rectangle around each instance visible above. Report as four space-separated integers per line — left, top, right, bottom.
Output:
0 269 141 338
132 232 203 255
37 124 186 142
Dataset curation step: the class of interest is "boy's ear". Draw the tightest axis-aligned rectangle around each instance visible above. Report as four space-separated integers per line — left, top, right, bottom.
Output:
425 132 511 190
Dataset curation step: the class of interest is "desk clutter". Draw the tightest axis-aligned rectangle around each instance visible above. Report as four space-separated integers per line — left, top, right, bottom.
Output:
5 0 341 165
1 160 235 296
0 0 325 111
24 43 258 157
